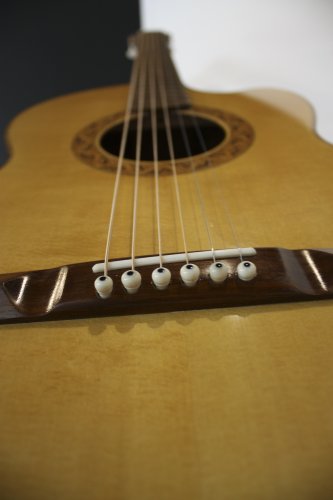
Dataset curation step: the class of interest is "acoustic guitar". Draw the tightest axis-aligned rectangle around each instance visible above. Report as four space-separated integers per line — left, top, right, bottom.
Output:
0 31 333 499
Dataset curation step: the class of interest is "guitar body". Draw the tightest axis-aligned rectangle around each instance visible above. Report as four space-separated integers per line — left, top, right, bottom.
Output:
1 84 333 499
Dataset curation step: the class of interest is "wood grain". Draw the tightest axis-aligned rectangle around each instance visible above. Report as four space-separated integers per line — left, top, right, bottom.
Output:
1 248 333 324
0 84 333 499
71 106 254 175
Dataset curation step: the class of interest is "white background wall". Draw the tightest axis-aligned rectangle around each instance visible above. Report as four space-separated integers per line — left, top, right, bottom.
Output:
141 0 333 143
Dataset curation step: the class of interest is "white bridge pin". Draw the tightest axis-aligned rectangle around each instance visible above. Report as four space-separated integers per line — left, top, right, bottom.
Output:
94 275 113 298
152 267 171 290
121 269 142 294
180 263 200 287
209 261 229 283
237 261 257 281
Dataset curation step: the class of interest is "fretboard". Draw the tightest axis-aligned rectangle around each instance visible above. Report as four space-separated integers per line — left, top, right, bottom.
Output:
129 31 190 111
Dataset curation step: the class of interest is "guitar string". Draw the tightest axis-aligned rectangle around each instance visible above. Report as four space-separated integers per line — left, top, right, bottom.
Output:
172 103 250 340
156 38 219 262
158 37 233 262
103 32 242 277
158 31 244 262
155 35 190 264
102 36 142 276
188 112 244 261
130 34 148 270
148 35 163 268
174 110 218 262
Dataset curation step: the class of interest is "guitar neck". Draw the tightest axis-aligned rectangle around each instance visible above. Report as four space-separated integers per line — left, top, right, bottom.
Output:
129 31 190 111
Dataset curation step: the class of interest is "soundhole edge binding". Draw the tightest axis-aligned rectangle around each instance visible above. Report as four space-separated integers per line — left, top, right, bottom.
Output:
72 106 255 176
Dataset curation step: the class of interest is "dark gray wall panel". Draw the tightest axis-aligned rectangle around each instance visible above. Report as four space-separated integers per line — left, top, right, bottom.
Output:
0 0 141 163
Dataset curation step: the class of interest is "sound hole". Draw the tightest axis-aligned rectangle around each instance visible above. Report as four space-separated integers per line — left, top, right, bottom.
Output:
100 111 226 161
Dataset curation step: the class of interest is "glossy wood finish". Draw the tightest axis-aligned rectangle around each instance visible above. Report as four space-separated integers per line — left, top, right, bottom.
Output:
1 85 333 499
1 248 333 324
